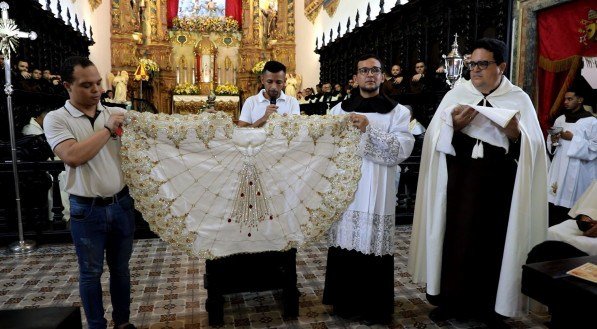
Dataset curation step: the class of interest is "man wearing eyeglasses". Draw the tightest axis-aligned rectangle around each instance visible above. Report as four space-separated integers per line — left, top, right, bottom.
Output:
323 54 414 325
408 38 548 326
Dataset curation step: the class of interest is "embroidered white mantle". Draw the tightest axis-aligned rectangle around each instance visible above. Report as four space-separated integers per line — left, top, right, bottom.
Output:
121 112 362 259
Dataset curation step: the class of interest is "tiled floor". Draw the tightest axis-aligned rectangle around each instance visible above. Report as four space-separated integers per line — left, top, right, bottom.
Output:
0 226 548 328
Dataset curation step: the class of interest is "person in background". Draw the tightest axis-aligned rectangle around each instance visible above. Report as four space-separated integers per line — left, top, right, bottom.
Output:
547 86 597 226
382 64 408 99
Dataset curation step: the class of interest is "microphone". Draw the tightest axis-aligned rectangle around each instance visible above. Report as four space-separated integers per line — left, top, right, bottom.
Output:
270 95 277 105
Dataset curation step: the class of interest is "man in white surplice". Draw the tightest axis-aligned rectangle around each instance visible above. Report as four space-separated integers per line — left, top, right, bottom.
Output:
547 86 597 226
408 38 548 324
323 54 414 325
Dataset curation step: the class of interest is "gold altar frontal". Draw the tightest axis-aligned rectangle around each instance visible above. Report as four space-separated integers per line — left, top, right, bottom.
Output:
172 95 240 118
109 0 296 114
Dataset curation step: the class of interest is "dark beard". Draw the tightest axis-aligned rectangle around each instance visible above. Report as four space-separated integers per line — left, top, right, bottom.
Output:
360 85 380 93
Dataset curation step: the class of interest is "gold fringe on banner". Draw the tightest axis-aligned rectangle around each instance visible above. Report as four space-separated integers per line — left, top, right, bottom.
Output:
548 56 583 117
538 55 581 73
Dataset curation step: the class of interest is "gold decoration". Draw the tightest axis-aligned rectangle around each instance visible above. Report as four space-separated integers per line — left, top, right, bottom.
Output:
304 0 323 23
323 0 340 17
89 0 102 12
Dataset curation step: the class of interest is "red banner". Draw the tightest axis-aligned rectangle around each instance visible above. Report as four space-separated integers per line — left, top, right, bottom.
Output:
226 0 242 26
166 0 179 28
537 0 597 132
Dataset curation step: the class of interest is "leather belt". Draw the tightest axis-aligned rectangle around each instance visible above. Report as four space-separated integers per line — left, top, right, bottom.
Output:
70 186 129 206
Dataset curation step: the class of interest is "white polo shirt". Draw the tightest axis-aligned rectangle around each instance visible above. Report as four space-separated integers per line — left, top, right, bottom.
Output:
44 101 126 197
238 89 300 124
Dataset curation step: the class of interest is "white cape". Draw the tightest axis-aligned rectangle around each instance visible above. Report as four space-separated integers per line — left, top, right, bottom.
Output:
407 77 549 317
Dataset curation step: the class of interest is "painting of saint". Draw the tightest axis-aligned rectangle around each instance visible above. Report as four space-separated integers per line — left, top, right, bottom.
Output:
178 0 226 18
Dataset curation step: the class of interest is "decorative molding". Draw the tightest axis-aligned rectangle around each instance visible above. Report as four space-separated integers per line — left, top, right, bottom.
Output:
89 0 102 11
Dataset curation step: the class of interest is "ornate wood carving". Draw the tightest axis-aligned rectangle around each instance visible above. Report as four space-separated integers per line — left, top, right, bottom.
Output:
238 1 296 103
316 0 512 87
111 0 174 114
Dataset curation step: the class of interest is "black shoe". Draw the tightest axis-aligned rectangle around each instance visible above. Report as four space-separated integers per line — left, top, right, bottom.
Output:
362 315 392 326
114 324 137 329
429 307 454 322
480 312 509 329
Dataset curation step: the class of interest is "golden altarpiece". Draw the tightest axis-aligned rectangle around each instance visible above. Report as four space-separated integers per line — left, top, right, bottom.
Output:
110 0 296 117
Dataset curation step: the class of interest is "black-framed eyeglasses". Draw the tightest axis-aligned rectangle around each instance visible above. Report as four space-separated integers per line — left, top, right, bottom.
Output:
467 60 497 70
357 66 382 75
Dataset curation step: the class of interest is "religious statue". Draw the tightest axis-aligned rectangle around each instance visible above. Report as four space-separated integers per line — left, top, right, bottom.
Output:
261 2 278 39
285 73 298 98
112 70 129 103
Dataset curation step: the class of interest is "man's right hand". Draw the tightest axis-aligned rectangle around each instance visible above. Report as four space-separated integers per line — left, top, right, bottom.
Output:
452 105 477 131
21 71 31 79
262 104 278 121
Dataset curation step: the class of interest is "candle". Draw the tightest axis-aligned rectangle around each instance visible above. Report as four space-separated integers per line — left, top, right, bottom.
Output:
233 68 237 85
191 66 195 84
183 67 187 84
176 66 180 84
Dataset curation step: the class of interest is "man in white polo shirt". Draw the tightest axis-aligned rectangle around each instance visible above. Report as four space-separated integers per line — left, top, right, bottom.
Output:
44 57 136 329
238 60 300 127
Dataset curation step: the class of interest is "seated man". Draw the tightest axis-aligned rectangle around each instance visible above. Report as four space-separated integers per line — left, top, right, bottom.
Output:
527 180 597 263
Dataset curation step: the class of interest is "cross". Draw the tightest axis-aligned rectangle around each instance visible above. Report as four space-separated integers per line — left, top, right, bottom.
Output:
0 1 37 95
0 1 38 254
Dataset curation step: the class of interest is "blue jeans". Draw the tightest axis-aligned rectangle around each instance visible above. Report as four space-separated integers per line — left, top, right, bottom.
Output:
69 192 136 329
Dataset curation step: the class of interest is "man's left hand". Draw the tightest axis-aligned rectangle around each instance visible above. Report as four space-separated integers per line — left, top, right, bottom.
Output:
504 117 521 141
560 130 573 141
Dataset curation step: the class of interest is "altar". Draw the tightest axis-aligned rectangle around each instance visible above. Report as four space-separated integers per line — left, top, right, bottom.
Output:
172 95 240 118
109 0 296 114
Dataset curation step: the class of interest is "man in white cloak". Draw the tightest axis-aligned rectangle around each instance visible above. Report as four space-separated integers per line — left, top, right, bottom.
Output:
407 38 548 325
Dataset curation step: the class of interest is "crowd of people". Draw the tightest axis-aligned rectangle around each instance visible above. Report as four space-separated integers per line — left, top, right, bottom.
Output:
0 56 67 96
6 36 592 329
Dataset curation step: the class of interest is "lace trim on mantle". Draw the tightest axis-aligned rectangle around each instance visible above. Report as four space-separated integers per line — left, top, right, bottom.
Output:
328 210 395 256
360 126 406 166
120 111 363 259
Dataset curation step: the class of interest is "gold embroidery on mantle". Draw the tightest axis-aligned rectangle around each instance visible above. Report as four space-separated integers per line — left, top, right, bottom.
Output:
121 112 362 258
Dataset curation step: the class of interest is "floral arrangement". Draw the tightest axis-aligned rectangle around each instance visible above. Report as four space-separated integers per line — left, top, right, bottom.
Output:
251 60 267 74
172 16 239 33
139 58 160 74
215 83 239 95
173 83 200 95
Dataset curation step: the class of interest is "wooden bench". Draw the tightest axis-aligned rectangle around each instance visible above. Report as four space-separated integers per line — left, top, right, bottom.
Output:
203 248 299 326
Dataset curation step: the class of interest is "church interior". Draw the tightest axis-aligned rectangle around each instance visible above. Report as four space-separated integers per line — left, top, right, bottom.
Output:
0 0 596 328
